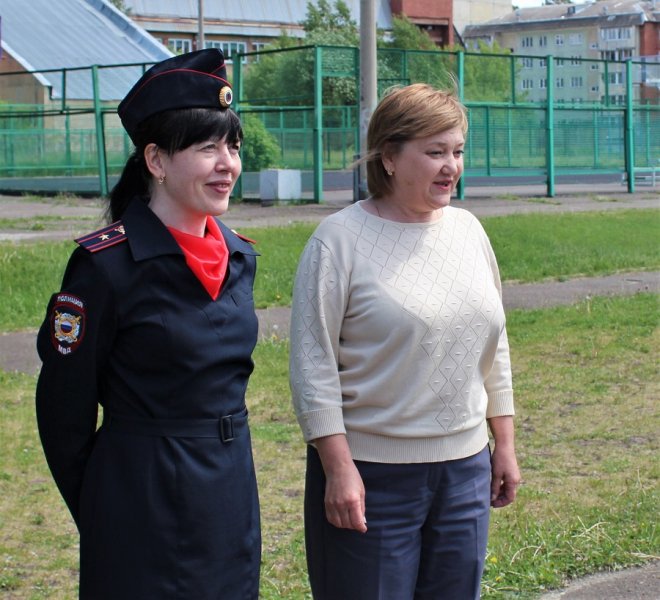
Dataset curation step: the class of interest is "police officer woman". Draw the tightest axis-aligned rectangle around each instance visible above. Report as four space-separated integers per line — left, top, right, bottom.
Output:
36 49 261 599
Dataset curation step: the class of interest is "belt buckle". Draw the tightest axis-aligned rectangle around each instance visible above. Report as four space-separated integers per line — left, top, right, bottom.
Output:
221 415 235 443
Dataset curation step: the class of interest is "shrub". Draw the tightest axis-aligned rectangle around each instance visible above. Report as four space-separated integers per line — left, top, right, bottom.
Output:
240 113 281 172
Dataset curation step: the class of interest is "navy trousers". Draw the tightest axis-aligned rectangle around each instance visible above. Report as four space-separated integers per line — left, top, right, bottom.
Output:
304 445 491 600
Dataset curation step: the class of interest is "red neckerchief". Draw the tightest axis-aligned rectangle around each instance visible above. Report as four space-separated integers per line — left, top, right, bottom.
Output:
168 217 228 300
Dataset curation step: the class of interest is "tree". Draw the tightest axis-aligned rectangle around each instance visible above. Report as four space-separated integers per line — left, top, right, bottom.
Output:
460 40 519 102
243 0 359 106
301 0 356 36
380 15 455 91
108 0 130 14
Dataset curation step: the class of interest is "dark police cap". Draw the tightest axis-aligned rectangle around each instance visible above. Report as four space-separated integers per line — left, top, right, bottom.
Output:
118 49 233 143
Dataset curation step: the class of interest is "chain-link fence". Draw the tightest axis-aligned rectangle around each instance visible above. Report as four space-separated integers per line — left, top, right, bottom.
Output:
1 48 658 198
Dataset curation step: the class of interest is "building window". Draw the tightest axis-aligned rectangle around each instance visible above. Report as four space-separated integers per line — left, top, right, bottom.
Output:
601 48 633 61
522 36 534 48
250 42 267 62
540 78 547 89
539 58 546 67
205 41 248 63
570 76 583 87
539 35 547 47
590 63 600 70
570 56 581 65
608 71 625 85
556 58 565 67
168 38 192 54
522 57 534 68
522 79 534 90
592 85 600 92
555 34 564 46
601 27 632 41
556 77 565 88
568 33 583 45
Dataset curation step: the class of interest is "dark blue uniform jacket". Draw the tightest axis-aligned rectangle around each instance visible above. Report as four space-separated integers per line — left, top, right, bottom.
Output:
36 198 261 599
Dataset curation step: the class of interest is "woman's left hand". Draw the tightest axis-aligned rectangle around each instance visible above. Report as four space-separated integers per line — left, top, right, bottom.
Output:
488 415 521 508
490 444 521 508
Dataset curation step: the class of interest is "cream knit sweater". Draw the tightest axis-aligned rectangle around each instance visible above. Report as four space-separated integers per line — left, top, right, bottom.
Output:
289 201 515 464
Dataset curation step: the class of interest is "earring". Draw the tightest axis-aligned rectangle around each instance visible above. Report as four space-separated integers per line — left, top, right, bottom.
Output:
386 168 393 176
158 175 166 185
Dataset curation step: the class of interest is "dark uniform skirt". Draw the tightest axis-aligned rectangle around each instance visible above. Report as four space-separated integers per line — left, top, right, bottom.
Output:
78 410 260 599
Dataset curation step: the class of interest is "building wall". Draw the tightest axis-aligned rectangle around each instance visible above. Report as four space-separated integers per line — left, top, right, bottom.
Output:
130 0 504 53
390 0 453 45
0 54 47 105
454 0 512 38
639 22 659 56
391 0 451 19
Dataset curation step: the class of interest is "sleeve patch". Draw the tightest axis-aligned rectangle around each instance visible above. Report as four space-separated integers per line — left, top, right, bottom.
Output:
76 221 127 252
50 294 86 356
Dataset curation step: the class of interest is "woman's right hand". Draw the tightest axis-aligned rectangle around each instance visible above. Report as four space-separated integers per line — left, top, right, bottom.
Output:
314 434 368 533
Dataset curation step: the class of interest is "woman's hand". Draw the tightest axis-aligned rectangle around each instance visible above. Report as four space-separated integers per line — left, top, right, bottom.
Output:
314 434 368 533
488 416 521 508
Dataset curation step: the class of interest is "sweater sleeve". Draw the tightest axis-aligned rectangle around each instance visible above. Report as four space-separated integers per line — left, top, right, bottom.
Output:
289 235 349 442
480 228 516 419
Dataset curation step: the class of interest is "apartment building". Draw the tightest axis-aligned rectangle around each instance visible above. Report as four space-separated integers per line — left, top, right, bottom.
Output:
122 0 513 63
463 0 659 104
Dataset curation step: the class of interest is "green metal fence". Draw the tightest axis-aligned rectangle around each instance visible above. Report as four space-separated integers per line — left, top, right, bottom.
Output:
0 47 658 199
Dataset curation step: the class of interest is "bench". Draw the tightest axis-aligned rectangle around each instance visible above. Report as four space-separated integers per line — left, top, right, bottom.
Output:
621 162 659 188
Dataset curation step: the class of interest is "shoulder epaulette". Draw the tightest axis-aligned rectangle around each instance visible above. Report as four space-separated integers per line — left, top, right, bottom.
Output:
75 221 127 253
231 229 257 245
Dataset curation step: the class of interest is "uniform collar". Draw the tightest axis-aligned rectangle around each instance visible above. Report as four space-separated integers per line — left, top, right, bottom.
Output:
122 197 258 260
215 219 259 257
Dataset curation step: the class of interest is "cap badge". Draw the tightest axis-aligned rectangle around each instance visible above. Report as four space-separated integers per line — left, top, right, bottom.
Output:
219 86 233 108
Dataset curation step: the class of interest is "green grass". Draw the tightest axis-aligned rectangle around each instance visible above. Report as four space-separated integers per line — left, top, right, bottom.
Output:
1 294 658 598
484 209 660 283
1 209 658 331
0 215 98 232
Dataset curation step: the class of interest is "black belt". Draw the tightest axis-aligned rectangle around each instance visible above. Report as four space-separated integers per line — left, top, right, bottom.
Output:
102 407 248 443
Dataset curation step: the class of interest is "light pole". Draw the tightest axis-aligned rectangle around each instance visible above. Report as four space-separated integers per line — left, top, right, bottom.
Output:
198 0 205 50
357 0 377 200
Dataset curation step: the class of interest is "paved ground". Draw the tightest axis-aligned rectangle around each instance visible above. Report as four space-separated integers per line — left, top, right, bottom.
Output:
537 561 660 600
1 185 658 598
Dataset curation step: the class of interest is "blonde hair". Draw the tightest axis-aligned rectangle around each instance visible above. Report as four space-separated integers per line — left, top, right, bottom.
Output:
365 83 468 198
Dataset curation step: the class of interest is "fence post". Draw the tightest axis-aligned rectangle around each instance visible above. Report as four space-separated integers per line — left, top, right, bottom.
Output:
92 65 109 197
485 105 491 176
624 59 635 193
61 69 67 112
545 55 555 197
234 56 243 199
313 46 323 203
456 50 465 200
510 54 516 105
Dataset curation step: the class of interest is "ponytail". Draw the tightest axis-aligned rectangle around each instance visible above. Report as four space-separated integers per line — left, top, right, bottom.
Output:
107 151 150 222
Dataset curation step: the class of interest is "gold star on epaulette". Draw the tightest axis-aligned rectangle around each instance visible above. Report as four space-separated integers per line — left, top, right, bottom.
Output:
75 220 128 253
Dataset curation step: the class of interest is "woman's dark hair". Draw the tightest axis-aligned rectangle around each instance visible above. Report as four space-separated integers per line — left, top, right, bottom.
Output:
107 107 243 221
